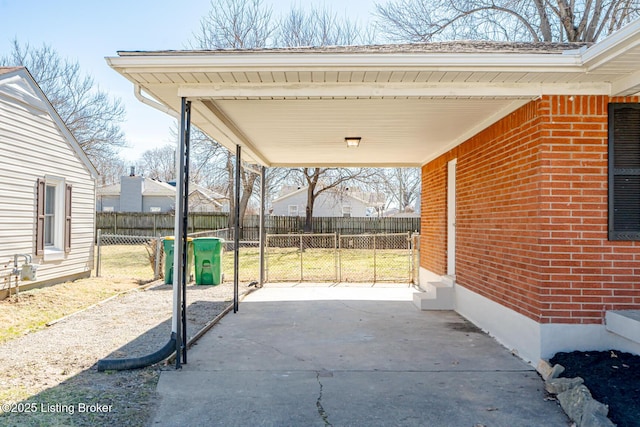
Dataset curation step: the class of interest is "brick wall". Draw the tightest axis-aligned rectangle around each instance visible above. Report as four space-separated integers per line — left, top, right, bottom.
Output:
421 95 640 325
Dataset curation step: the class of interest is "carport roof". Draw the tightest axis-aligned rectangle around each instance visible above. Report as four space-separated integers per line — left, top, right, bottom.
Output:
107 20 640 167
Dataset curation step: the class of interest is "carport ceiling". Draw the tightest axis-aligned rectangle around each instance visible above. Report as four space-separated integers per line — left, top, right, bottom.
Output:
107 22 640 167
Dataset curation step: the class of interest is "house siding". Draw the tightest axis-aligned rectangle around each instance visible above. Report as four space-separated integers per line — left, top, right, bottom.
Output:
0 72 95 291
272 189 369 217
142 196 174 212
421 95 640 326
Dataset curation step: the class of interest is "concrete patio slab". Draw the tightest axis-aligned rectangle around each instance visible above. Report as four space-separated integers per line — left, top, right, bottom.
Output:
150 286 570 426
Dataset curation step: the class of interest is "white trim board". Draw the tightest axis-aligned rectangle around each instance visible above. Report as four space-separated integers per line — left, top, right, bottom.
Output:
456 283 640 363
418 267 640 364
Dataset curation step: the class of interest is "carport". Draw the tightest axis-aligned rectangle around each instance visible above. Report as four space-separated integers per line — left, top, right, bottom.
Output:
105 32 640 368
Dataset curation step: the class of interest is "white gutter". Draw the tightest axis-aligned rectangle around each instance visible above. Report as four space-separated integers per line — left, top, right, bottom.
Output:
134 84 180 119
108 51 584 73
581 18 640 71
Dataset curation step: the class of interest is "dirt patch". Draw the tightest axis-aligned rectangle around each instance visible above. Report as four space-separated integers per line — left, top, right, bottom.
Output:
550 350 640 427
0 281 237 426
445 320 483 333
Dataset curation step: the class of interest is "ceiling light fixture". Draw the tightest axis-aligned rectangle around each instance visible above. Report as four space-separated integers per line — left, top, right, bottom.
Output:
345 137 361 148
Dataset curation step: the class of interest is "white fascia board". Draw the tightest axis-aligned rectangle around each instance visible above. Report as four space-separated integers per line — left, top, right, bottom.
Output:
581 19 640 71
178 81 611 99
611 68 640 96
107 52 583 74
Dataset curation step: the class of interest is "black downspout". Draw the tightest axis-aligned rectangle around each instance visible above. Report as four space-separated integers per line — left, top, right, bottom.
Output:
96 99 192 372
97 334 177 371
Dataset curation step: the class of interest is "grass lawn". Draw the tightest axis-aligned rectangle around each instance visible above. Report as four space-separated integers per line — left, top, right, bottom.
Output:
0 245 156 344
0 278 144 344
265 247 411 282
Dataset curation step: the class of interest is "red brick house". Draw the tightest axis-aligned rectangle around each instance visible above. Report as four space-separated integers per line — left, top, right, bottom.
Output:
108 20 640 364
419 94 640 362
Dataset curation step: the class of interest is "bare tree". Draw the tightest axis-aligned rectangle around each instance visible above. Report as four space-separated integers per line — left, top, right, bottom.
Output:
277 5 365 46
1 40 126 164
192 1 385 231
137 144 176 181
192 0 275 49
376 168 421 213
296 168 378 231
92 156 128 186
374 0 640 42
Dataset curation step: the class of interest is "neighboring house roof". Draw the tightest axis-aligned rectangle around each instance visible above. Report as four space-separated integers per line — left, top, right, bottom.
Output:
107 20 640 168
273 186 382 207
0 67 98 179
386 209 420 218
189 186 224 208
98 179 225 206
144 179 177 196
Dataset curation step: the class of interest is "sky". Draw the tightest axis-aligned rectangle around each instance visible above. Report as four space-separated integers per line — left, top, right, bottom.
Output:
0 0 378 160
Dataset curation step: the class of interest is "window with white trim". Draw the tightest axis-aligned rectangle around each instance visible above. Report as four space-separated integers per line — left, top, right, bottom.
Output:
288 205 299 216
36 176 72 257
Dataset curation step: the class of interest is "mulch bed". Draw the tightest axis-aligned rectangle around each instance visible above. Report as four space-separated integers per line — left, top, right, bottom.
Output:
550 350 640 427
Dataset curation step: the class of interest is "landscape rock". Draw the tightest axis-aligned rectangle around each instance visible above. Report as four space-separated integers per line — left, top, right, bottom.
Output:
549 363 565 379
581 410 616 427
557 384 614 427
545 376 584 394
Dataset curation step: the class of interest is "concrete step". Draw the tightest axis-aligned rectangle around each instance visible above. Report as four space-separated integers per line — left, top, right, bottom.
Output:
413 281 455 310
606 310 640 344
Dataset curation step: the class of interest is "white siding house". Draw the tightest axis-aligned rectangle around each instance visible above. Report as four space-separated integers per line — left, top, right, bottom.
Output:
0 67 98 298
271 187 379 217
97 176 224 213
97 175 176 212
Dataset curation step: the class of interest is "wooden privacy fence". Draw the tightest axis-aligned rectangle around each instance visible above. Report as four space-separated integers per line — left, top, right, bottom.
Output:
96 213 421 238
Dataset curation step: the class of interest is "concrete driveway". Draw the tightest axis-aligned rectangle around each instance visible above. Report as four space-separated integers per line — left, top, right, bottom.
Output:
150 286 570 426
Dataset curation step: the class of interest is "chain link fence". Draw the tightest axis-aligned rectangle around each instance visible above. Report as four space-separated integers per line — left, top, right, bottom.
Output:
97 231 420 285
95 232 162 282
266 232 418 283
265 234 338 282
96 229 261 284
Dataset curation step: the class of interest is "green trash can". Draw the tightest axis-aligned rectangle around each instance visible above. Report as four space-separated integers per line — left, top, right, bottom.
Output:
163 236 194 285
193 237 224 285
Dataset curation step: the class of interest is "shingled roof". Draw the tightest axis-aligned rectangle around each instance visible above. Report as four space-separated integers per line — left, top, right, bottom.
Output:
118 41 592 56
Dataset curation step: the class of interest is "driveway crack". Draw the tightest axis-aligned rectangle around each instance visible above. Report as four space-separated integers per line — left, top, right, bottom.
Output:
316 371 332 426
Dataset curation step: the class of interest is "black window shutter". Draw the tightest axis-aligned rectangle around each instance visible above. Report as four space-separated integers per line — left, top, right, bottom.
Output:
65 184 72 253
36 178 45 255
609 103 640 240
